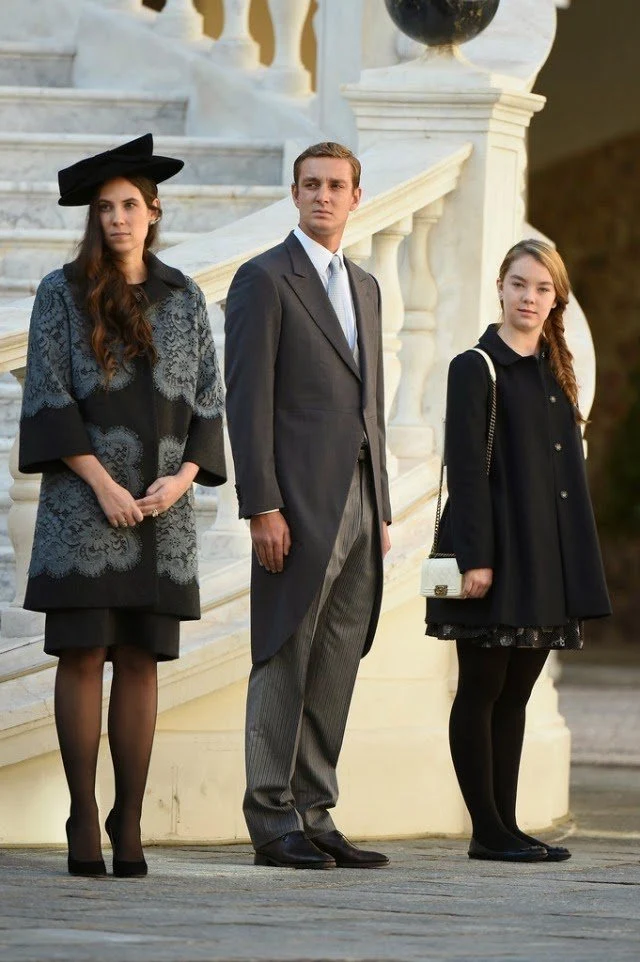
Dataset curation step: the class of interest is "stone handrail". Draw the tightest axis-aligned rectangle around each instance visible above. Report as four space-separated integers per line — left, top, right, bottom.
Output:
0 139 471 368
0 138 472 693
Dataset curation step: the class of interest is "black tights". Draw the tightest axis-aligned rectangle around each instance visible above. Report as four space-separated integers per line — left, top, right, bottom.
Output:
449 642 549 851
55 644 158 862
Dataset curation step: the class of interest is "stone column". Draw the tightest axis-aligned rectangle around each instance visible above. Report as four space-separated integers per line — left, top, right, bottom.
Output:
344 50 544 355
95 0 141 11
0 372 44 647
198 426 251 562
344 236 372 271
263 0 311 97
154 0 203 42
389 199 444 467
370 216 412 479
211 0 259 70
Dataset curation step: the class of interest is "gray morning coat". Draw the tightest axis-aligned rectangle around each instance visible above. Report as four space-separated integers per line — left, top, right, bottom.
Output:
224 232 391 664
19 254 226 619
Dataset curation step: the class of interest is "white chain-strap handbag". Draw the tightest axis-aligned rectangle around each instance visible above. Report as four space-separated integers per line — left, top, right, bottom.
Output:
420 349 497 599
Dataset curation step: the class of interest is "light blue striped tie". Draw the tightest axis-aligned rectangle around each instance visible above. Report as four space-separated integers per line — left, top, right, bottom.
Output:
327 254 355 351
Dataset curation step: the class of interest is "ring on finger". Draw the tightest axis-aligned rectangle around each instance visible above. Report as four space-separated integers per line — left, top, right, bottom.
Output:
151 508 159 518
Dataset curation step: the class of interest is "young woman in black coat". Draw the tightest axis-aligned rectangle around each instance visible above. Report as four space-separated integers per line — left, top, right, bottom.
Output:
426 239 610 863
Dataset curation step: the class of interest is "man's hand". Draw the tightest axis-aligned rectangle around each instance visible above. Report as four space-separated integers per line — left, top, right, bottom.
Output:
250 511 291 574
461 568 493 599
382 522 391 558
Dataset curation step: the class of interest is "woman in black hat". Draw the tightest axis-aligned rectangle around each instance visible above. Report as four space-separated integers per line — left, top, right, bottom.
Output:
19 134 226 877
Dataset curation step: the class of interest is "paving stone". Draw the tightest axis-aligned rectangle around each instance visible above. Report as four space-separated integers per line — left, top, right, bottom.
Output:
1 676 639 962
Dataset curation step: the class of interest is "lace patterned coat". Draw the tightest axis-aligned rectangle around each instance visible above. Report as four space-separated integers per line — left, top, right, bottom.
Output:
19 254 226 620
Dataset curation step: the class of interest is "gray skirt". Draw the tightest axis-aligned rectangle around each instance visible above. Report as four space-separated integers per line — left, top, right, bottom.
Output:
44 608 180 661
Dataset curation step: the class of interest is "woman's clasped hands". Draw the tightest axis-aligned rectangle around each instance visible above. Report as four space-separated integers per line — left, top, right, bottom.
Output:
94 471 196 529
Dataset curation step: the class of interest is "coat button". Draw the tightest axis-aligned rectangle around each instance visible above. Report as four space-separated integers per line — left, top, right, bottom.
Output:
554 443 562 452
549 395 557 403
560 490 568 499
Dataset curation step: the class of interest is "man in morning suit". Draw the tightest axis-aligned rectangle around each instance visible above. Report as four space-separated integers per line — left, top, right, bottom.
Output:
224 142 392 869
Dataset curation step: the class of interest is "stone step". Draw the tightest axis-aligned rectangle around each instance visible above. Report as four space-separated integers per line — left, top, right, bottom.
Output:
0 133 284 186
0 182 288 233
0 229 203 281
0 86 186 135
0 42 74 87
0 278 37 303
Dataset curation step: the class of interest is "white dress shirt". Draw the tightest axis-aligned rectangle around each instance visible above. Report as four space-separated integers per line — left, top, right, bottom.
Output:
293 226 359 360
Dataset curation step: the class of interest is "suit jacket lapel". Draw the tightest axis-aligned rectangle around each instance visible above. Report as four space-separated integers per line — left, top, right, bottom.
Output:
345 258 376 400
283 232 361 381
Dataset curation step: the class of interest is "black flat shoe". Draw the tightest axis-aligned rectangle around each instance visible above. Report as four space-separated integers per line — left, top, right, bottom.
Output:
105 810 148 878
540 843 572 861
468 838 548 862
65 819 106 877
254 831 335 869
311 830 389 868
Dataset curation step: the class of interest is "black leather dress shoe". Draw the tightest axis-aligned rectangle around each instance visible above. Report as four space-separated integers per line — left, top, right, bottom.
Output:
254 831 335 869
468 838 548 862
311 831 389 868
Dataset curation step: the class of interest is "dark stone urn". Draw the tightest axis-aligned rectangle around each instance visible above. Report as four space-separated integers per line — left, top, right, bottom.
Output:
384 0 500 47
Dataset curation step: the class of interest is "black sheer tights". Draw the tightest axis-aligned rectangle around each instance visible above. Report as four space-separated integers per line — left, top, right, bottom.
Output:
54 644 158 862
449 642 549 851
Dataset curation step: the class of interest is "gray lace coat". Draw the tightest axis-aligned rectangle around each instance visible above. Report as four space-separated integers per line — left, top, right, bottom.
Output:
19 254 226 619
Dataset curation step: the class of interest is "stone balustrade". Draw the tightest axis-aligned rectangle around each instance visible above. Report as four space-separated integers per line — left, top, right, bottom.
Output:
0 139 471 675
96 0 314 97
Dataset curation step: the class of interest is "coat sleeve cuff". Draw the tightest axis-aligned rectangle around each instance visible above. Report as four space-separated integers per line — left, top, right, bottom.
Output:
183 415 226 488
19 407 93 474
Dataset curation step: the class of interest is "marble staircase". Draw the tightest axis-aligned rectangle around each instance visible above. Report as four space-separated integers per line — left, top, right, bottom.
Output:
0 41 74 87
0 34 286 307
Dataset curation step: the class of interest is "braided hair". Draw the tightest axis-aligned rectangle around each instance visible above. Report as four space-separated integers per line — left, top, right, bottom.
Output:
498 239 584 423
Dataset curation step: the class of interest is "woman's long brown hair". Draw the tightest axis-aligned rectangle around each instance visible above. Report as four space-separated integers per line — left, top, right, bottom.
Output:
74 175 161 383
498 238 584 423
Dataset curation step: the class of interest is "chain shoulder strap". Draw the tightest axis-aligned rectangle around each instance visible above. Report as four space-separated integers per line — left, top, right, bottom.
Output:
430 349 497 556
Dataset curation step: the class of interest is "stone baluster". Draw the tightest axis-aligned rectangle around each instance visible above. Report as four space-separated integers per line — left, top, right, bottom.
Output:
198 308 251 563
199 425 251 563
389 200 444 467
344 236 372 271
154 0 203 43
263 0 311 97
370 217 413 480
95 0 141 11
211 0 259 70
0 372 44 648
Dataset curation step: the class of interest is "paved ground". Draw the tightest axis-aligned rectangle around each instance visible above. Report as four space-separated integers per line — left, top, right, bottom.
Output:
1 672 638 962
558 661 640 766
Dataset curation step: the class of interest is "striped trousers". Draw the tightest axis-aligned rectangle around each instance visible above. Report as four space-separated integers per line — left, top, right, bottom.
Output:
243 456 379 847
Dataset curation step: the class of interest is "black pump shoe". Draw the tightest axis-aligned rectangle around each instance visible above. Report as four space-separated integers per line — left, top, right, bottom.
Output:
468 838 548 862
105 810 148 878
65 819 107 877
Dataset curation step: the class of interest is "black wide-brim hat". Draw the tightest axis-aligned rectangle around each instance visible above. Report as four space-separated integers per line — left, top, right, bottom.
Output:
57 132 184 207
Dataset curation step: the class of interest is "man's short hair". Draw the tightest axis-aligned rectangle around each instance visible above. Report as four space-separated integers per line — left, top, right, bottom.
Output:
293 142 361 189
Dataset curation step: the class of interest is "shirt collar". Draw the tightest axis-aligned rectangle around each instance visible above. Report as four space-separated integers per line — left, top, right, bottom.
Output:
293 225 345 277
